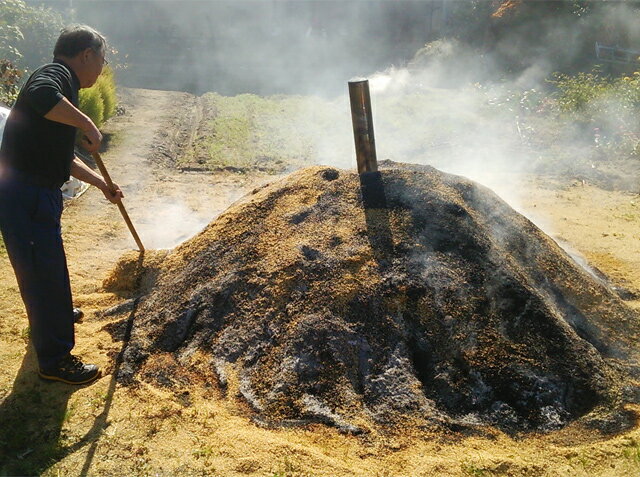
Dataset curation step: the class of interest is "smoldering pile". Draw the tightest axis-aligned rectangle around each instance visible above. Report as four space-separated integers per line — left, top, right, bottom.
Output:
113 162 640 434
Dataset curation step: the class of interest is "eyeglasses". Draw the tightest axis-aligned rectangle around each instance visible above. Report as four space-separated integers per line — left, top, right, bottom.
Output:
90 48 109 66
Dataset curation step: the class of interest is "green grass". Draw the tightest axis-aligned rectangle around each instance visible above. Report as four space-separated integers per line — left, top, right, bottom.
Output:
461 462 491 476
183 89 485 175
271 455 305 477
183 93 348 173
183 89 479 174
623 438 640 466
183 79 640 190
191 445 214 459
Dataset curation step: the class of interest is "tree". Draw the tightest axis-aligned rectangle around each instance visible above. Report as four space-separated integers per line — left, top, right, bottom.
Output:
0 0 65 104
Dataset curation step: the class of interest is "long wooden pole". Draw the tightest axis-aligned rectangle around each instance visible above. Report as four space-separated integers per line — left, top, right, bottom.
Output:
91 151 145 252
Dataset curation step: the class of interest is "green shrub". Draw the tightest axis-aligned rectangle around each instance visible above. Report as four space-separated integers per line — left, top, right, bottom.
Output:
553 71 640 116
78 66 117 128
79 85 104 128
552 72 610 113
549 70 640 156
95 66 117 119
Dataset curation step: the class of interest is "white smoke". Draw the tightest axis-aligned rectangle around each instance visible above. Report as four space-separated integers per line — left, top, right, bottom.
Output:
60 1 640 246
132 198 210 250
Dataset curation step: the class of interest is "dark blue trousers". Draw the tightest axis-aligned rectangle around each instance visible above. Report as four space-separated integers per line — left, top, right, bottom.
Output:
0 172 74 370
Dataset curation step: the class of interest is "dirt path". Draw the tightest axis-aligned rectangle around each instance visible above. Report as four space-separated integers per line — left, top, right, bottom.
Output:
1 88 640 476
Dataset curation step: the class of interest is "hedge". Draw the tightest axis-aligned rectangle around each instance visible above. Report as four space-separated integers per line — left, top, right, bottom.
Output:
78 65 117 128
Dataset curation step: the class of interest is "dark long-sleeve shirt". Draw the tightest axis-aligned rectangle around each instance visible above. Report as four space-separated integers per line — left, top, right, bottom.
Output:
0 59 80 187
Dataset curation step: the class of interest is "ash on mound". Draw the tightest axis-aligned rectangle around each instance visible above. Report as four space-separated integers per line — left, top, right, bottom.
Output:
117 163 640 433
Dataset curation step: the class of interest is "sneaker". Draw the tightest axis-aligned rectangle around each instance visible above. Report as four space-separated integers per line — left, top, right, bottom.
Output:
73 307 84 323
39 354 101 385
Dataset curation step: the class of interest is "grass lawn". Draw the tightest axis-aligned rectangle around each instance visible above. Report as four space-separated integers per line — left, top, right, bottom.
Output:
182 86 639 192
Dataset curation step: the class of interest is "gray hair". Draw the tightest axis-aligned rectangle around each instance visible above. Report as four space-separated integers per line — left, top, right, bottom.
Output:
53 25 106 58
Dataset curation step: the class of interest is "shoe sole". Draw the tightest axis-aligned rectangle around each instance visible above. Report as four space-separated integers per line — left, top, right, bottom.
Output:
38 370 101 385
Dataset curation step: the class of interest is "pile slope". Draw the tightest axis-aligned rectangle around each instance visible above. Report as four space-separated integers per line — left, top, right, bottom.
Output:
117 163 640 433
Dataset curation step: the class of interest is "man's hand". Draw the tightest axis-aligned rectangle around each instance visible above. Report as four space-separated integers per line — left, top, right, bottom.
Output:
71 157 122 203
80 123 103 154
100 181 124 204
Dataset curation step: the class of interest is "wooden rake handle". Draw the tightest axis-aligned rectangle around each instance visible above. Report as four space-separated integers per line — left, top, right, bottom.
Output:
91 151 145 252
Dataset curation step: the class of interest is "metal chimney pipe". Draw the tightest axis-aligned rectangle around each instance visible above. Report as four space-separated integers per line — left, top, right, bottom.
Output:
348 79 378 174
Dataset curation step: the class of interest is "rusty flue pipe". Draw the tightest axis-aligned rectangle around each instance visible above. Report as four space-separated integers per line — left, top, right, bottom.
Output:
348 79 378 174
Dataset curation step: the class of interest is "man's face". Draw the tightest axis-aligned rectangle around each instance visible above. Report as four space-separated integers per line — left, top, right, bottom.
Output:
78 47 105 88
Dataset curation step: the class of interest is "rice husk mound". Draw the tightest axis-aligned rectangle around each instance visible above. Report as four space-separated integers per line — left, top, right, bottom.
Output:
117 163 640 433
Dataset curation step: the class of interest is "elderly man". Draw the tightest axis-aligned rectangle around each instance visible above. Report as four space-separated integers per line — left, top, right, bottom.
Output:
0 25 123 384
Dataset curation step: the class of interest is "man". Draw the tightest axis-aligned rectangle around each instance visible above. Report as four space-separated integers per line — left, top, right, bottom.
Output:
0 25 123 384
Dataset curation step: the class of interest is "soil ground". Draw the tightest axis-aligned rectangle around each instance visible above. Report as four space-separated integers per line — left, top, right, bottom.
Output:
1 88 639 476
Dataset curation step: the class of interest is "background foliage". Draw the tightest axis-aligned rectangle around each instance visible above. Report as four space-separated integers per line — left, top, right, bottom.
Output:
552 71 640 157
0 0 65 106
0 58 22 106
0 0 118 125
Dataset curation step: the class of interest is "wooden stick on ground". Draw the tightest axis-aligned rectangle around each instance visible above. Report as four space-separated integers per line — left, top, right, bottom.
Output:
91 151 145 252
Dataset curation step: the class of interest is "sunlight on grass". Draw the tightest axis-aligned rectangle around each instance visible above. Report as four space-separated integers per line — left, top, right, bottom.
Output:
182 93 344 173
181 83 640 190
